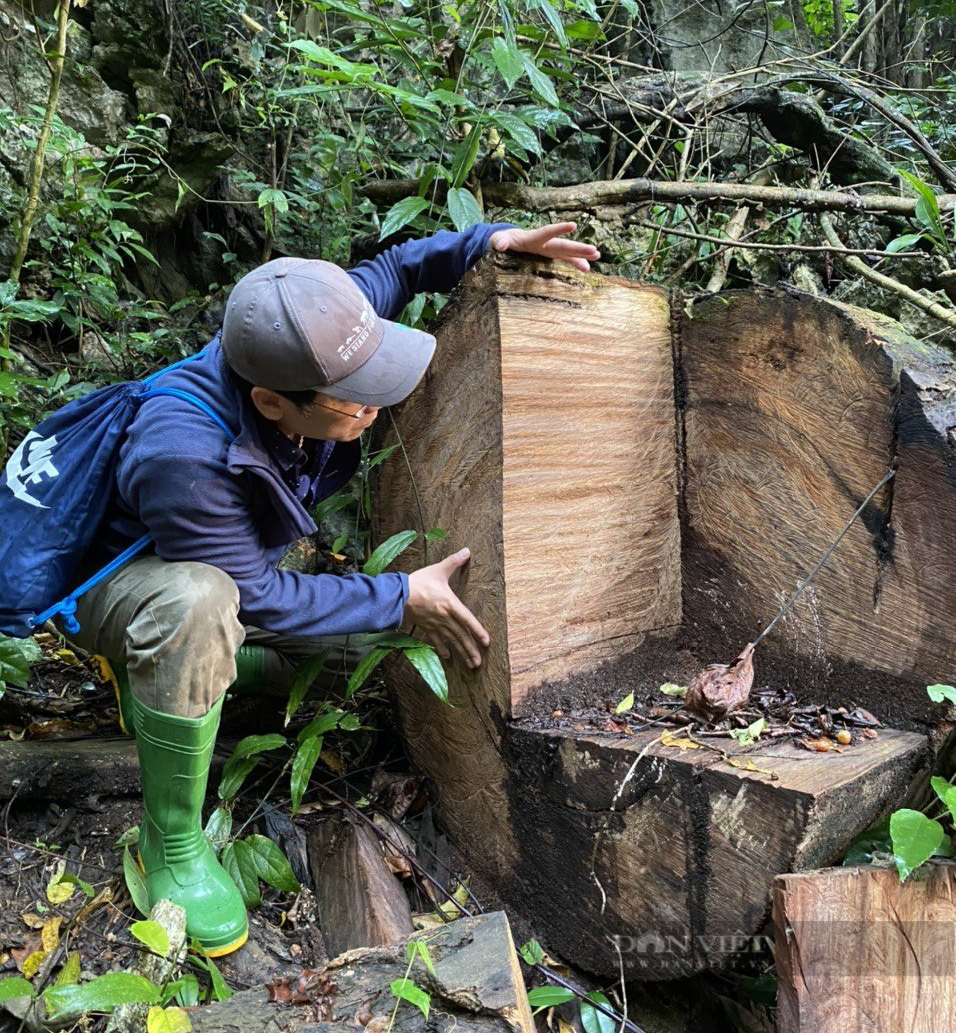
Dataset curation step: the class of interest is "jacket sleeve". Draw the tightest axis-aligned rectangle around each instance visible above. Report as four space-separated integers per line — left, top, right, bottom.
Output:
122 450 409 637
347 221 519 319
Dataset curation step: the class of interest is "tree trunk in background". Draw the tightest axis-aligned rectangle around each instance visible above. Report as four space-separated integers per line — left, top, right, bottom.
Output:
858 0 879 71
906 14 927 88
832 0 845 54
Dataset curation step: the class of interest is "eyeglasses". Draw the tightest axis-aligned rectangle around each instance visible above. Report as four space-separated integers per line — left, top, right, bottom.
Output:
312 400 375 420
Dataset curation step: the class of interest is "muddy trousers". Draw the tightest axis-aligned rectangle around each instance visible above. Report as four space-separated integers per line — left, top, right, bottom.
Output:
56 554 370 718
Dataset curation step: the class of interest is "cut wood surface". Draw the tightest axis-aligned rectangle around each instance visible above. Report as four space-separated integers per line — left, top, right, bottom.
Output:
308 815 414 958
506 723 929 978
680 290 956 701
189 912 534 1033
378 252 679 716
773 862 956 1032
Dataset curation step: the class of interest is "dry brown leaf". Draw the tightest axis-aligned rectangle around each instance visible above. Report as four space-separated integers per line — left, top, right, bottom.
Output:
21 912 45 930
684 642 755 721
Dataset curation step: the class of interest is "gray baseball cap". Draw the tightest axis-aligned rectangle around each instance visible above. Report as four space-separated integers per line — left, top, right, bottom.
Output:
221 256 437 407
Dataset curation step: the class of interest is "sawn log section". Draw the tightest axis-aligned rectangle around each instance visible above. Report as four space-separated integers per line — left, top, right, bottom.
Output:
375 253 955 979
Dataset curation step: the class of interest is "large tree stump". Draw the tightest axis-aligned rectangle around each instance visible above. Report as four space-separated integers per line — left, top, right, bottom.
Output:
773 863 956 1032
375 253 955 978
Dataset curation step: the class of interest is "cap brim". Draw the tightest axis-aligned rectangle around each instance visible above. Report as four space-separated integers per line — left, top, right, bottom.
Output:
320 318 437 407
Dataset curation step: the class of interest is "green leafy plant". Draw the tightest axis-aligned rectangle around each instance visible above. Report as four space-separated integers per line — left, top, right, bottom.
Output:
0 633 41 699
388 937 436 1027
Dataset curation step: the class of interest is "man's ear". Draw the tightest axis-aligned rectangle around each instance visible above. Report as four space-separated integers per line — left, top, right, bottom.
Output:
250 385 286 422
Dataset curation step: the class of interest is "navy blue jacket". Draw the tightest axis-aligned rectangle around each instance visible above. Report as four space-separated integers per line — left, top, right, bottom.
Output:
96 222 517 637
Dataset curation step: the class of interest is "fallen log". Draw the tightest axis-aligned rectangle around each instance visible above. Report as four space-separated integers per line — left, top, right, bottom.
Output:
308 815 415 958
358 176 956 217
189 912 534 1033
375 252 954 978
773 863 956 1031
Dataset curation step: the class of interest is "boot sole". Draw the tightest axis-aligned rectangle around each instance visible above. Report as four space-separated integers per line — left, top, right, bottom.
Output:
135 851 248 957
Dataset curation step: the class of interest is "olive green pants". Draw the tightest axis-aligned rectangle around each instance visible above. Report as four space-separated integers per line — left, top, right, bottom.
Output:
57 554 370 718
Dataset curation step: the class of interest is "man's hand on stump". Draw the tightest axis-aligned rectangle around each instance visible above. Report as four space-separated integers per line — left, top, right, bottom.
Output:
406 548 489 669
488 221 600 272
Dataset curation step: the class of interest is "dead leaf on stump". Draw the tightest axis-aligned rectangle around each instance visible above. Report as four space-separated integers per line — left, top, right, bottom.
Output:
266 968 337 1016
684 643 756 722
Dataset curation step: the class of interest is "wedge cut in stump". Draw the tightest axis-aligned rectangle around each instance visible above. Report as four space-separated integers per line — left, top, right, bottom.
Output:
375 253 955 979
773 863 956 1032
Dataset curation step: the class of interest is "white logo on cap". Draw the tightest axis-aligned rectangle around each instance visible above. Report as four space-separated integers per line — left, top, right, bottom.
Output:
338 296 375 362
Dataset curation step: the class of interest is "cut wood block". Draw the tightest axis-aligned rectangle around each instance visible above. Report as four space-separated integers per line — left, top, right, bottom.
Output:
505 723 929 979
377 253 680 717
308 815 414 957
773 862 956 1032
189 911 535 1033
681 291 956 695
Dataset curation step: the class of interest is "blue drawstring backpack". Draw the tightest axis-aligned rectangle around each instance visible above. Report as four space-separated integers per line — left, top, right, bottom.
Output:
0 344 235 638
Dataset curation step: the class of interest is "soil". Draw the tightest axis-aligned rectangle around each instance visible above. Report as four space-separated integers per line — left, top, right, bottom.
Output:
517 618 935 748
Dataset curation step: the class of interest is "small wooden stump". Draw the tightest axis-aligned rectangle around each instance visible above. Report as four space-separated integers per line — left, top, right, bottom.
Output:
773 863 956 1032
308 815 414 958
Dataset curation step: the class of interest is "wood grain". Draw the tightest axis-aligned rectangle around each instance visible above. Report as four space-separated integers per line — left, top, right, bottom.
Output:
680 290 956 690
773 862 956 1032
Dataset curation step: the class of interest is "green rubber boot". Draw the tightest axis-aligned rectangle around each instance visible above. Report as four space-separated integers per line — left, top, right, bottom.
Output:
132 693 248 957
98 644 266 737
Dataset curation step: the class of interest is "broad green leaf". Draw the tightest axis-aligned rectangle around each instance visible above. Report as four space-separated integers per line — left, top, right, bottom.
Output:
885 232 923 253
245 834 300 893
291 734 324 813
729 717 766 746
447 187 483 232
367 444 399 469
530 0 568 47
927 684 956 705
363 530 418 576
296 707 344 744
404 645 449 704
58 872 94 899
220 841 261 908
391 977 430 1020
931 775 956 825
519 939 545 965
190 952 231 1001
257 188 289 214
405 938 436 976
286 650 330 725
659 682 687 697
123 847 149 917
312 491 352 523
614 692 634 715
43 973 160 1016
166 973 200 1007
899 170 948 246
580 990 615 1033
115 825 140 848
565 18 603 39
492 111 542 156
379 196 430 240
218 734 286 800
527 984 576 1009
0 976 33 1002
346 646 392 698
520 52 559 107
131 921 170 958
0 635 34 688
890 808 945 881
203 806 232 855
147 1005 192 1033
498 0 517 47
450 122 483 189
491 38 523 89
54 953 81 988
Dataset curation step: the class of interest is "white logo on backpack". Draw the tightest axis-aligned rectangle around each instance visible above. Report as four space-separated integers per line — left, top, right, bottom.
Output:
6 432 59 509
